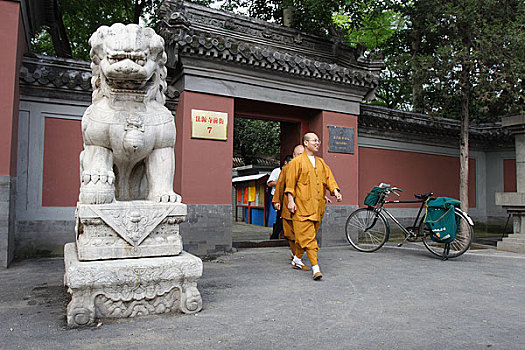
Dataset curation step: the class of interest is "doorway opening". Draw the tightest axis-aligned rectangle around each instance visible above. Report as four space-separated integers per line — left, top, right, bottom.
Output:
232 116 282 247
231 99 312 248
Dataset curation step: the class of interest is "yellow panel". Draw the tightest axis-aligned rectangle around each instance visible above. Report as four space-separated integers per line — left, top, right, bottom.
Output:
248 182 256 202
191 109 228 140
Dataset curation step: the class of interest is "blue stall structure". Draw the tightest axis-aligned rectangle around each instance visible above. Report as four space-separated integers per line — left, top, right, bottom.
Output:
233 174 272 226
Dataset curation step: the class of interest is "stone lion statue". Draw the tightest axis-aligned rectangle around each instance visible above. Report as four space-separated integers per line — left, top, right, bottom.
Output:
79 23 180 204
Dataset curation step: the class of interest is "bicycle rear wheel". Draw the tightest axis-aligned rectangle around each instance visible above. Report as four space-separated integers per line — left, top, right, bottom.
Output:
345 208 389 252
420 209 473 259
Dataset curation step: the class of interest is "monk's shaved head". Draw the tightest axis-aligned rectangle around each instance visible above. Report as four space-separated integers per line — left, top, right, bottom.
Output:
302 132 320 155
293 145 304 158
302 132 318 145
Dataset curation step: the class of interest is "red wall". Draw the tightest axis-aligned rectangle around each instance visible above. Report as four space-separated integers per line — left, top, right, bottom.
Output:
503 159 517 192
0 1 26 176
359 147 476 208
309 111 359 205
175 92 234 204
42 118 83 206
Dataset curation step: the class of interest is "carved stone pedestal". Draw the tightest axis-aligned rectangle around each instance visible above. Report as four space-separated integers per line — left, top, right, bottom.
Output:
64 243 203 327
495 193 525 254
495 115 525 254
76 201 186 261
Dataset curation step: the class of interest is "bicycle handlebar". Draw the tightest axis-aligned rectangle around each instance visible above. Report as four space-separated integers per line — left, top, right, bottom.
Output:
380 186 403 198
382 186 402 192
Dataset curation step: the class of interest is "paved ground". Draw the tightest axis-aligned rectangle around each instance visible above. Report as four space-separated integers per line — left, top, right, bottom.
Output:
232 221 505 247
1 243 524 350
232 221 273 241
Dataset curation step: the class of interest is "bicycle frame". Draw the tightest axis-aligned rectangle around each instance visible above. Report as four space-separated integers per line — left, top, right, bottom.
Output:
375 199 427 238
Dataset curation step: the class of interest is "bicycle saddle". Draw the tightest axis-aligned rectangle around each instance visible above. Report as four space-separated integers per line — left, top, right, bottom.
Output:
414 192 433 200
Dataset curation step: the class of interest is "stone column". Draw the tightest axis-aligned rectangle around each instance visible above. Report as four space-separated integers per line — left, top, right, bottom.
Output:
495 115 525 253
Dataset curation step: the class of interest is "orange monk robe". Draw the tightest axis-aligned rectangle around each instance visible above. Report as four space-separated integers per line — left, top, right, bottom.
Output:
284 152 339 223
272 164 293 220
272 164 297 255
284 152 340 265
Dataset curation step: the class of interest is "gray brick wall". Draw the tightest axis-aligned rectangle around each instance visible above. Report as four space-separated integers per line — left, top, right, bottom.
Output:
16 220 75 258
0 175 15 268
319 205 358 247
14 205 234 259
180 204 233 257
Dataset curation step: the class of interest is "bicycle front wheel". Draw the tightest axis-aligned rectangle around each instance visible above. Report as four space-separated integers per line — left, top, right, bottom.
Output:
420 209 473 259
345 208 389 252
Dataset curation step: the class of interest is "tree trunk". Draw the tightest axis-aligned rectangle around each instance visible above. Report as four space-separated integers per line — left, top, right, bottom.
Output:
459 64 470 213
410 33 424 113
133 0 147 24
282 1 294 27
47 0 72 58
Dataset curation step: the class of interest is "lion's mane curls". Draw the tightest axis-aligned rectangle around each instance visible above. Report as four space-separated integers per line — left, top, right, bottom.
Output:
88 23 168 104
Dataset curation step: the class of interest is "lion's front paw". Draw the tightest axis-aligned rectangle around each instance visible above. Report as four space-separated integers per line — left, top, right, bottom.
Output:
81 169 115 186
148 192 182 203
79 169 115 204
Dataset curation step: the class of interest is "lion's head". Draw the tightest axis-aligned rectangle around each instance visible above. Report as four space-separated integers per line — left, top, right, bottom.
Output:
89 23 167 104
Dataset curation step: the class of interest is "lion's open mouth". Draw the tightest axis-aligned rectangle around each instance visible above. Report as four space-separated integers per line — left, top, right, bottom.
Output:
102 50 157 94
106 76 155 93
106 50 147 66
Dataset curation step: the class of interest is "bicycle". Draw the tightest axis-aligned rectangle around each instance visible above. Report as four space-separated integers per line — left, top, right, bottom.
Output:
345 185 474 259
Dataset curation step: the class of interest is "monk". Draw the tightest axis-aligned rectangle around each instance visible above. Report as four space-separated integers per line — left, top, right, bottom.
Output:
272 145 308 270
285 132 342 280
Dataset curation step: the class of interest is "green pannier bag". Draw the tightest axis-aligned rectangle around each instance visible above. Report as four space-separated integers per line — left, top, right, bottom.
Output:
364 186 384 207
424 197 461 243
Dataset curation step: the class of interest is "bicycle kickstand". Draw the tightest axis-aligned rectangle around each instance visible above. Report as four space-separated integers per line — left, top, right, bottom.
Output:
397 236 409 247
397 232 414 247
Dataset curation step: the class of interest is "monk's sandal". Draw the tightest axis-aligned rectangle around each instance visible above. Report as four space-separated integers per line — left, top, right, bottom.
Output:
291 260 311 271
312 265 322 280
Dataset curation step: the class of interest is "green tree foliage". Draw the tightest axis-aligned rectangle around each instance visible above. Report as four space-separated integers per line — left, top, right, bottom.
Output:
374 34 413 110
241 0 339 34
390 0 525 122
334 7 402 50
394 0 525 210
233 118 280 164
244 0 389 37
31 0 214 61
331 3 409 109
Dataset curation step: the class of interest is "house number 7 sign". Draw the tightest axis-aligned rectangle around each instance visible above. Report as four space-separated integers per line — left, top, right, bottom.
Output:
191 109 228 141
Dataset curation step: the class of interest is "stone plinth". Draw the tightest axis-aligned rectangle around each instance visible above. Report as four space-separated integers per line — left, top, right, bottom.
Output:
64 243 203 327
495 192 525 208
76 201 186 261
497 235 525 254
495 192 525 253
